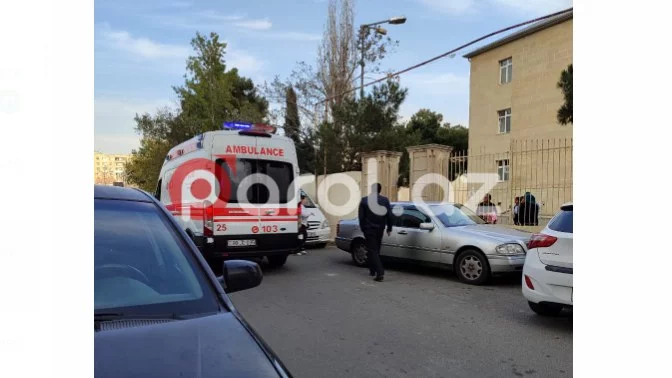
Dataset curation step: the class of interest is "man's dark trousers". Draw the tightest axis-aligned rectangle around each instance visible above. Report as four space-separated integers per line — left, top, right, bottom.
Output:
365 228 385 277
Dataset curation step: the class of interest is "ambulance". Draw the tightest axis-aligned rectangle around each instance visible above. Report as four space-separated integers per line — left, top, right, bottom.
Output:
154 122 302 267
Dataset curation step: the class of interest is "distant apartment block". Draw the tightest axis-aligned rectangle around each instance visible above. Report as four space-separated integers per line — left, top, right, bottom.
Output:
94 151 131 185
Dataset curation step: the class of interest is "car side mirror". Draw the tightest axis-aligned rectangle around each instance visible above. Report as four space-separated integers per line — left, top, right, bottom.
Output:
419 223 435 231
218 260 263 293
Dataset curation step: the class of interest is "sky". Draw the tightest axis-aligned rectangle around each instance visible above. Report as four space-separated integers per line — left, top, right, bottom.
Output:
94 0 573 154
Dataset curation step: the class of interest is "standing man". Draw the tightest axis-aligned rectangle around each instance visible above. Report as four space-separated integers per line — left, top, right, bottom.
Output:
358 183 393 282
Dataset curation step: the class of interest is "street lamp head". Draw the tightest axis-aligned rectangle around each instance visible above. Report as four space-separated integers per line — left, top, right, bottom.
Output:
388 16 407 25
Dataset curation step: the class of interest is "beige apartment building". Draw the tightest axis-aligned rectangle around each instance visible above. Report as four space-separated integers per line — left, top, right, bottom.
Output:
462 10 573 218
94 152 130 185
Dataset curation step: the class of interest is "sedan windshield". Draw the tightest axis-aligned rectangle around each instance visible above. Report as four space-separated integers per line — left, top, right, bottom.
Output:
300 190 317 208
429 204 486 227
94 199 220 317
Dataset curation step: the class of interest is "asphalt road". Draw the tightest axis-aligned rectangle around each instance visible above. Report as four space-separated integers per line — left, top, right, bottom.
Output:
228 246 572 378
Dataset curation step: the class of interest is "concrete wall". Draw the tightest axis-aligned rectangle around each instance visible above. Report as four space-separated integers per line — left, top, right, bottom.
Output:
467 18 573 156
299 172 410 240
299 172 362 240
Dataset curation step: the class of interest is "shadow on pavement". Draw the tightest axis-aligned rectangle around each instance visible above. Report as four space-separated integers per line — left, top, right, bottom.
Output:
517 308 573 334
331 254 523 287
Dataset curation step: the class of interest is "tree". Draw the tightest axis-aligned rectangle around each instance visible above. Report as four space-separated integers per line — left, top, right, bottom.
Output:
125 137 172 192
284 85 317 174
436 124 469 152
126 32 269 189
557 63 572 125
284 86 300 143
174 32 268 133
263 0 398 124
405 108 469 150
324 79 409 173
400 109 470 183
407 109 444 143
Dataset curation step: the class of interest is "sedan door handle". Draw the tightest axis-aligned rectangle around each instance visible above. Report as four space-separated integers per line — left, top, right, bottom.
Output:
397 230 408 235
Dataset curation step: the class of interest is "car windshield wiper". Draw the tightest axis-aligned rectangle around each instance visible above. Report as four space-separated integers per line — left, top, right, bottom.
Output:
94 312 185 322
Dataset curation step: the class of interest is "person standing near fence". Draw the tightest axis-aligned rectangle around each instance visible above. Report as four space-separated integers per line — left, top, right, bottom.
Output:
477 194 498 224
520 192 539 226
358 183 393 282
513 196 521 225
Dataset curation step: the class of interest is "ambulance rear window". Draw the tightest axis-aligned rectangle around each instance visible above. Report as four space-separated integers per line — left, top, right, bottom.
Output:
215 158 295 204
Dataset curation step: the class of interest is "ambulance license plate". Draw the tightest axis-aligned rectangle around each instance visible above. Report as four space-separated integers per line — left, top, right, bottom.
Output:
307 231 317 237
228 239 256 247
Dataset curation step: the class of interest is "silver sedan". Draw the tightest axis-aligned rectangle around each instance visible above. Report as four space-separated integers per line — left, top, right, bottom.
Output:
335 202 532 285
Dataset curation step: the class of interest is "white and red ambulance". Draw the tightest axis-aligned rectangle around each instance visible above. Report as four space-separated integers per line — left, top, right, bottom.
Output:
154 122 302 267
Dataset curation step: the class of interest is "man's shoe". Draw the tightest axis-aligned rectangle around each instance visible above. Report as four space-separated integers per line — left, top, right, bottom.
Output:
373 275 384 282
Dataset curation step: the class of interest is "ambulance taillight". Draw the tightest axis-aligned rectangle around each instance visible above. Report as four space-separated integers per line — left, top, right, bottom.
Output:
203 200 214 237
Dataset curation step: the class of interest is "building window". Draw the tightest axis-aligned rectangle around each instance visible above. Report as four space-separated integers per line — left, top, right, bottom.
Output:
499 57 512 84
498 108 511 134
497 159 510 181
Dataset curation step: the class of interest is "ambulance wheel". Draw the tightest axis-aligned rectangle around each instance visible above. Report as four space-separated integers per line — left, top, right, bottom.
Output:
267 254 288 267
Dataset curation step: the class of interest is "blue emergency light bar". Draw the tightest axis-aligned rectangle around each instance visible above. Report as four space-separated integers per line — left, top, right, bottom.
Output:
223 121 254 130
223 121 277 134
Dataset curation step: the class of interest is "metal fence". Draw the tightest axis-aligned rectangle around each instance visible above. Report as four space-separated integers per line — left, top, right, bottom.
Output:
447 138 573 228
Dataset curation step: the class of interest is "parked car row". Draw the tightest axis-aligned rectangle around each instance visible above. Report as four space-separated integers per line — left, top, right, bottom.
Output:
335 201 573 316
94 184 572 377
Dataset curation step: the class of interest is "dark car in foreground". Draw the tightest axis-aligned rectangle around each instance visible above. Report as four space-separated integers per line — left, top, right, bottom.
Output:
94 185 291 378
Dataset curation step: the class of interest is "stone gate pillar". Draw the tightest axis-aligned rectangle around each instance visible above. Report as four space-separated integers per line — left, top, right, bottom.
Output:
406 144 454 202
361 150 403 201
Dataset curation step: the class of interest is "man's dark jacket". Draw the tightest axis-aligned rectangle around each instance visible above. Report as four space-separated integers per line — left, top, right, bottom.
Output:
358 195 394 234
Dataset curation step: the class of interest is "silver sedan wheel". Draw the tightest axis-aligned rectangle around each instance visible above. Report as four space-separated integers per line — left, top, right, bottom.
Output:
353 243 368 265
460 255 483 281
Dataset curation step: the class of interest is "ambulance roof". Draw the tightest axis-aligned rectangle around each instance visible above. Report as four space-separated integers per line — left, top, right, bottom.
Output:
164 126 294 164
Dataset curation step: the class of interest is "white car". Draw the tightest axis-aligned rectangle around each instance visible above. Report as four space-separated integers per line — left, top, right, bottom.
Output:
300 189 331 248
522 202 573 316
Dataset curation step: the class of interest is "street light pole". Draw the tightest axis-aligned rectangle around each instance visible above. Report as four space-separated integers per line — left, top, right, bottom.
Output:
358 16 406 99
359 26 366 100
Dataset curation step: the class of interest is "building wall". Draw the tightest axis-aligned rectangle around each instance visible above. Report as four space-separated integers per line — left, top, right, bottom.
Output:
467 18 573 155
300 172 363 240
94 152 131 185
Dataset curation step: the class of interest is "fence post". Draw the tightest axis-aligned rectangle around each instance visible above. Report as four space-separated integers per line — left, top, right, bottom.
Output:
360 150 403 200
406 144 454 202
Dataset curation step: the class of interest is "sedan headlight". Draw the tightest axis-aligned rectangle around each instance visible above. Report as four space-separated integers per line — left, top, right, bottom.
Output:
495 243 525 255
322 219 329 229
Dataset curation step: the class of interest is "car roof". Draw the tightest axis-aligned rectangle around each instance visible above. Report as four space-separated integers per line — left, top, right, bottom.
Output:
391 201 457 206
94 185 153 202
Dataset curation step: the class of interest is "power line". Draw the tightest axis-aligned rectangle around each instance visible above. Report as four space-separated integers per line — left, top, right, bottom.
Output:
315 7 573 106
